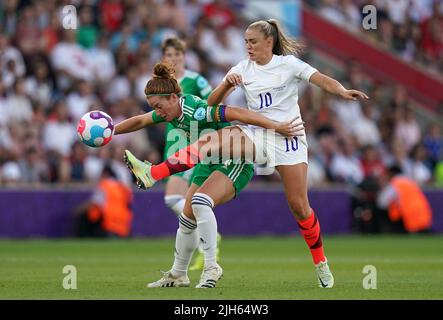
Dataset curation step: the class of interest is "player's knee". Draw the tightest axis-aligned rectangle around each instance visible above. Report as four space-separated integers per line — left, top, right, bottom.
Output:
287 196 310 220
164 195 185 217
183 206 196 220
191 193 214 219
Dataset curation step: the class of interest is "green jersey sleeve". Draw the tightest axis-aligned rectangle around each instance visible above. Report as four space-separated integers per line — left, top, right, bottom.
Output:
152 111 166 123
191 101 227 124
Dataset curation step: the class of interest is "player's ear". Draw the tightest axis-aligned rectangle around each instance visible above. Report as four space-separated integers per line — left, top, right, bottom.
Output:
170 93 179 102
266 36 273 48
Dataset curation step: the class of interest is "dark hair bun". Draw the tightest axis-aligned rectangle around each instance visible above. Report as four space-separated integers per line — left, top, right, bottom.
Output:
152 63 175 79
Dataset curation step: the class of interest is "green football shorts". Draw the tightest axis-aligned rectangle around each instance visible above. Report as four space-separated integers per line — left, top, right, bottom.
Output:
191 160 254 196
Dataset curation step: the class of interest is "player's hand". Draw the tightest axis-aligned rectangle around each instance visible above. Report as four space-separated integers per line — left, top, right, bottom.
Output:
224 73 243 88
340 89 369 101
275 117 305 138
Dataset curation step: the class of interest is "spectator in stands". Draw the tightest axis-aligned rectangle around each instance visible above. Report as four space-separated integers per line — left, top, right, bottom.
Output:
42 100 77 157
84 146 112 183
135 59 151 103
0 83 13 152
0 33 26 91
50 29 93 90
199 25 246 75
105 66 137 103
330 138 364 185
156 0 189 34
109 144 133 186
110 22 139 53
307 148 327 187
353 100 382 147
1 160 22 186
66 80 99 122
419 1 443 64
383 0 410 25
1 0 19 35
100 0 124 33
331 93 366 139
340 0 361 31
395 106 422 154
86 34 116 85
377 10 395 49
377 165 433 233
14 5 43 58
77 6 98 49
423 123 443 171
407 143 432 185
17 146 49 184
6 77 33 124
409 0 435 24
360 144 386 179
67 141 88 182
203 0 237 29
24 60 53 108
392 23 416 62
40 10 60 55
316 125 339 182
319 0 347 28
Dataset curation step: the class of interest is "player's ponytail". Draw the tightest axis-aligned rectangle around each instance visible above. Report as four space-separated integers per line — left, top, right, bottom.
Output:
248 19 303 56
144 62 182 97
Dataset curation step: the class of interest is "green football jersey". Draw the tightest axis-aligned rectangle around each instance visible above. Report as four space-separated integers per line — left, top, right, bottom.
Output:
152 94 230 143
178 70 212 99
162 71 212 162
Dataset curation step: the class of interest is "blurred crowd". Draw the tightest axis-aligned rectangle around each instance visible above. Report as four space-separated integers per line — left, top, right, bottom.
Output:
0 0 248 186
307 0 443 77
0 0 442 193
299 59 443 190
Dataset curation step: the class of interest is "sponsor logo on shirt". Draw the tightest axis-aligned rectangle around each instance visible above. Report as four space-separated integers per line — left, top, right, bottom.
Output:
272 85 286 92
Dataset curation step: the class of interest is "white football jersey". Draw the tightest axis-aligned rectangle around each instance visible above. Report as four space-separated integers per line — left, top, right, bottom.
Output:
225 55 317 126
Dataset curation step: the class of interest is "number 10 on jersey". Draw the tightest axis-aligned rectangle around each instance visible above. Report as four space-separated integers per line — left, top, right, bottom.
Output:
285 137 298 152
259 92 272 109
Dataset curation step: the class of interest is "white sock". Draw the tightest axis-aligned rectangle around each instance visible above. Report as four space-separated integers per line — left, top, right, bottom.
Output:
164 195 186 217
191 193 218 269
171 213 198 277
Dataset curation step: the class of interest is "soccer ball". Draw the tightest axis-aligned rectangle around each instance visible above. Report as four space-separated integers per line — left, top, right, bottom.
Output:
77 110 114 147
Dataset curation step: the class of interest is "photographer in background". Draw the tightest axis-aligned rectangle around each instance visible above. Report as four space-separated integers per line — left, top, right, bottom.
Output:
377 164 433 233
74 163 133 238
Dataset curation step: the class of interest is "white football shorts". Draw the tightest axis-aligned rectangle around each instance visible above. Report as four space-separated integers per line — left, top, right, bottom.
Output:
236 125 308 167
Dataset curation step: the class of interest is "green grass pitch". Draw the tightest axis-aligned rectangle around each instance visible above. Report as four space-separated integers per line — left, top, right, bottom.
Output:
0 235 442 299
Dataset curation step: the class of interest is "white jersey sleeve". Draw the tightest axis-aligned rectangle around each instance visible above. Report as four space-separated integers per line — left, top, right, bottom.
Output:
223 60 247 82
286 56 318 82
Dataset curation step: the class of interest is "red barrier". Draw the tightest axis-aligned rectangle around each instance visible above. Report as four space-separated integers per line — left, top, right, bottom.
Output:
302 8 443 111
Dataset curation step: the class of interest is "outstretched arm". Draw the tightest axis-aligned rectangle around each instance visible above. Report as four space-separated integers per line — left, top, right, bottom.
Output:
224 106 304 138
309 72 369 100
115 111 158 135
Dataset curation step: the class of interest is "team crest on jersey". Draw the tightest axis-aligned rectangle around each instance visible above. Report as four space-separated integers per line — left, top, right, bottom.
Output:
197 77 208 88
194 107 206 121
